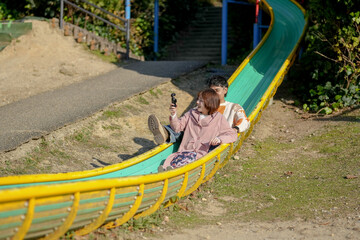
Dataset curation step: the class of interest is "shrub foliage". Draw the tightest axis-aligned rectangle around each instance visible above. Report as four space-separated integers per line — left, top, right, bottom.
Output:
290 0 359 114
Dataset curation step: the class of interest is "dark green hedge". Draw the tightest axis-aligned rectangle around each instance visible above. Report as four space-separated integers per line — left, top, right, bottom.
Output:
289 0 359 114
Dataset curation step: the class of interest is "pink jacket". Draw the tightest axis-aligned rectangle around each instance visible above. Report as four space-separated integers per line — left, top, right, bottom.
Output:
168 108 238 161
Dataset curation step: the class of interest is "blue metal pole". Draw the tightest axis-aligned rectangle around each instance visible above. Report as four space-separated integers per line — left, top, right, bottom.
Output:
125 0 131 59
125 0 130 22
253 0 260 49
258 9 262 41
221 0 228 65
154 0 159 58
60 0 64 29
253 23 259 49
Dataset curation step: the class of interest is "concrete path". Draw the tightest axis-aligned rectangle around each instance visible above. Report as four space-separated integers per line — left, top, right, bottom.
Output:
0 61 206 152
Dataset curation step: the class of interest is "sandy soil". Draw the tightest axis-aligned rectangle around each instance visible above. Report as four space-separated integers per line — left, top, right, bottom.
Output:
0 20 117 106
152 219 359 240
0 20 359 239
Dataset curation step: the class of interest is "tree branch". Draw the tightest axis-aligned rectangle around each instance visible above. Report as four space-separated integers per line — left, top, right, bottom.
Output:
314 51 338 63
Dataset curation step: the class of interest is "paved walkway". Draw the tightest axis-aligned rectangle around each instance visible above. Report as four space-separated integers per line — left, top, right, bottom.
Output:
0 61 206 152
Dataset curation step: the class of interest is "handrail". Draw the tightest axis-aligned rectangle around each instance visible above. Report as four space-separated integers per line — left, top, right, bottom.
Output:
80 0 126 23
59 0 129 59
62 0 125 31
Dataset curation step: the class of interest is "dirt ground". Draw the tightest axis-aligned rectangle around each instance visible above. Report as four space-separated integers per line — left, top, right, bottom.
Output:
0 20 359 239
0 20 117 107
147 99 360 240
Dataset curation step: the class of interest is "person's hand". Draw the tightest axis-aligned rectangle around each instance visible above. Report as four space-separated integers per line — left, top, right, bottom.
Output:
210 137 221 146
169 103 177 116
233 126 240 133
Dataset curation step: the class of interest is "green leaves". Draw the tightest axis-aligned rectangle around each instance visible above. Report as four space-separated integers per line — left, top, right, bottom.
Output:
319 107 332 115
302 81 359 114
289 0 360 114
0 2 16 20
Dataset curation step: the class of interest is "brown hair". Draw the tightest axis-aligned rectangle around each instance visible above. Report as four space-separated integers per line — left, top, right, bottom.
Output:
197 88 220 115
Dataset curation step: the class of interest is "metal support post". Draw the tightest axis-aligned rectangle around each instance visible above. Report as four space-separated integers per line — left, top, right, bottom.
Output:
253 0 260 48
154 0 159 59
253 23 259 49
125 0 131 60
60 0 64 29
221 0 228 66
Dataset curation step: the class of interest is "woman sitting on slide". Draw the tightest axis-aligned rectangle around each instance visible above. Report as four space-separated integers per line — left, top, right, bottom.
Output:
158 88 238 171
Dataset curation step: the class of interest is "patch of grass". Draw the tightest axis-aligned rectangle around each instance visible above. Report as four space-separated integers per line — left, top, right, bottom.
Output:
8 156 42 175
123 104 138 114
137 96 150 105
39 138 49 149
122 209 165 231
149 89 163 98
72 127 93 143
149 89 159 98
168 208 206 228
1 138 55 175
205 121 360 222
100 105 140 120
0 138 65 175
49 149 71 159
86 207 171 240
102 124 122 131
102 109 125 119
82 43 119 64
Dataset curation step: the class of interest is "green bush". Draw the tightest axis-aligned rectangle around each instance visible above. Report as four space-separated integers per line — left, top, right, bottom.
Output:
0 1 25 20
289 0 360 114
0 0 59 20
0 3 12 20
